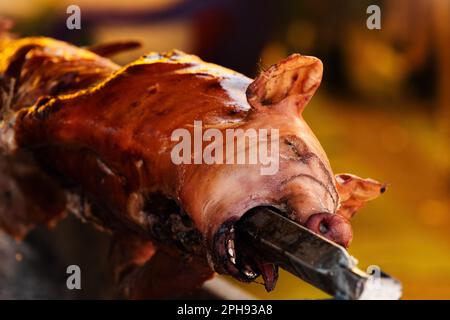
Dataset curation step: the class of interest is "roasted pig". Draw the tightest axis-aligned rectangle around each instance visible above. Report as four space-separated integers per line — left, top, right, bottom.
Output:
0 36 385 298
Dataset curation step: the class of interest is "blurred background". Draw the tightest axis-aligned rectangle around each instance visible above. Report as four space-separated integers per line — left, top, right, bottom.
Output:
1 0 449 299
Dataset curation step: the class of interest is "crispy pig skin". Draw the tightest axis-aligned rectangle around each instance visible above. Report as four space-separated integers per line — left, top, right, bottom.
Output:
0 37 386 297
0 37 119 238
0 37 118 113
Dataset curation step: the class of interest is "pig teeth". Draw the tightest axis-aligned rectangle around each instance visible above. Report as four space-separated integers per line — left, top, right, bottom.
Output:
243 269 257 278
227 239 235 256
227 239 236 264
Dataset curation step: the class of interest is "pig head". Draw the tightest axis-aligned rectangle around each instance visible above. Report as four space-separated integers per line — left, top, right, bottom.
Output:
176 54 386 288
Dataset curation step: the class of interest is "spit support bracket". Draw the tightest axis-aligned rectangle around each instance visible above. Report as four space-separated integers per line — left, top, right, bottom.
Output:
235 207 402 300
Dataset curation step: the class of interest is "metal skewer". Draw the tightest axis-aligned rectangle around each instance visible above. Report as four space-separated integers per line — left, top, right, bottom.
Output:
235 207 402 300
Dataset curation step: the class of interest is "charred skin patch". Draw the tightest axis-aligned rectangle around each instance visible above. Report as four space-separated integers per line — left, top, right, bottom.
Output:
144 193 204 256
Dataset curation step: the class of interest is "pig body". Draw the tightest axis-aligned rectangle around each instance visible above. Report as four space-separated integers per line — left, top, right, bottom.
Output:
1 38 385 298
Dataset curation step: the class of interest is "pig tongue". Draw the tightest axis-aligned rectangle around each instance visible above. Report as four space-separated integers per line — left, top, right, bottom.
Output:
253 258 278 291
236 235 279 291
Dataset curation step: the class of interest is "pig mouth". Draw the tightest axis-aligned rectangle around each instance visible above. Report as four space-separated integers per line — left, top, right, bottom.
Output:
211 213 279 291
211 206 353 291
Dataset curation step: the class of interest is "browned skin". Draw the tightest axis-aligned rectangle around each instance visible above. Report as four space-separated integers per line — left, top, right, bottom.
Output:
0 152 66 238
0 37 385 298
0 37 118 113
0 37 119 238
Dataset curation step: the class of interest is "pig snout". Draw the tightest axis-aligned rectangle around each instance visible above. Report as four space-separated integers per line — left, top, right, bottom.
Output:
305 212 352 247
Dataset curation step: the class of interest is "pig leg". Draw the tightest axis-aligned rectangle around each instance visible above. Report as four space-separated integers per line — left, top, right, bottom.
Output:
0 154 67 239
110 234 214 299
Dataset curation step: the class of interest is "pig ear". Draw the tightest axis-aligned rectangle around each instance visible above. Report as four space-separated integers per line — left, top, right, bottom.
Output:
335 174 386 220
246 54 323 115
